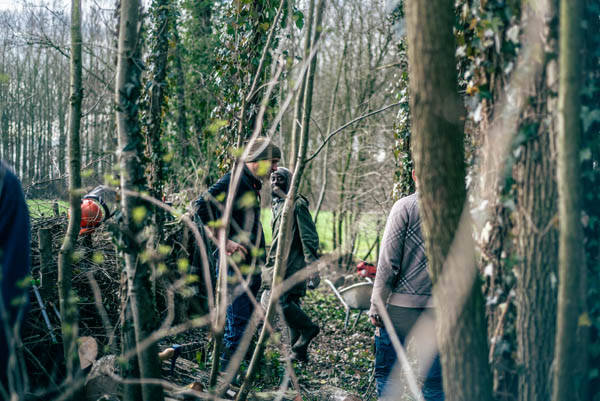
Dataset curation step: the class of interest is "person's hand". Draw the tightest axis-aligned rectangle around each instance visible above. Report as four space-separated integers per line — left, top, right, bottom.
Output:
307 273 320 290
225 240 248 256
369 313 383 327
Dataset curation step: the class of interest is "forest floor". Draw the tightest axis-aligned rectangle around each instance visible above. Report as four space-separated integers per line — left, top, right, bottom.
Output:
158 273 377 401
292 288 376 400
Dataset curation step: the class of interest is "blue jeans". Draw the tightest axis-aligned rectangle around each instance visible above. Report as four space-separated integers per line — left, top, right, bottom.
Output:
374 326 444 401
222 274 261 356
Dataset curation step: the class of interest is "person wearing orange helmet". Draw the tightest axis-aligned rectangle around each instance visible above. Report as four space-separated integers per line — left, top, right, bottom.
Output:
79 185 117 236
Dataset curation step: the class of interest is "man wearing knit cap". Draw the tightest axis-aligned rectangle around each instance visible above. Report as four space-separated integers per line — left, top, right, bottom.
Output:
194 137 280 371
265 167 321 362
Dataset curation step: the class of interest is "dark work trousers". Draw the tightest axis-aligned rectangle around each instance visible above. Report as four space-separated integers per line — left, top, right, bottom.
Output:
222 274 262 362
374 306 444 401
280 292 316 347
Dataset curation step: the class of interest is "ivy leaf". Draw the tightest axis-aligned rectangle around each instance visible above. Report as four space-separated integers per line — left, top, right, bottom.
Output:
293 10 304 29
582 106 600 131
579 313 592 327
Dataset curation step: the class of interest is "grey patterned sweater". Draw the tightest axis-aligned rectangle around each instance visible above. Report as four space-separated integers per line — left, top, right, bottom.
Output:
369 193 434 316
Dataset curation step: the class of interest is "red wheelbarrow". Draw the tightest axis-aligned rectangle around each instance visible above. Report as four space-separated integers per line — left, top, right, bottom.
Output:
324 278 373 330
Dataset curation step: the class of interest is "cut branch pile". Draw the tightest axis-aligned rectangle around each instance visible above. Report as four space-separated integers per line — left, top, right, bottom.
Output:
24 216 122 386
24 215 212 392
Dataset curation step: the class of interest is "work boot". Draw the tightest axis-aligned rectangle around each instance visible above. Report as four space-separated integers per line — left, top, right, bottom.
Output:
291 325 320 362
281 299 320 361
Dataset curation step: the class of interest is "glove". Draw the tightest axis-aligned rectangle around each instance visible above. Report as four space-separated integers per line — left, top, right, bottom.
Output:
307 273 320 290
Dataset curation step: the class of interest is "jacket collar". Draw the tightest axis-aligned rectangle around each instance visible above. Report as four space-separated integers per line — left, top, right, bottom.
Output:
242 164 263 193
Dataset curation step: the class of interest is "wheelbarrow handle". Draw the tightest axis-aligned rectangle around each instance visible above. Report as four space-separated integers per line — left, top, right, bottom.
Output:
324 279 349 310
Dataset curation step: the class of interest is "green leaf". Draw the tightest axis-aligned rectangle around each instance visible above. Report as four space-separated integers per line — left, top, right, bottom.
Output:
582 106 600 131
579 312 592 327
132 206 147 224
92 252 105 264
293 10 304 29
177 258 190 272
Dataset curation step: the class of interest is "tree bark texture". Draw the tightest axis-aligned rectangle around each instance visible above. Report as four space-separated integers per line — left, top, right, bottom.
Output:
552 0 588 399
235 2 325 400
514 100 558 401
405 0 494 400
57 0 83 394
289 0 315 170
512 3 559 401
172 24 188 158
145 0 171 204
115 1 164 400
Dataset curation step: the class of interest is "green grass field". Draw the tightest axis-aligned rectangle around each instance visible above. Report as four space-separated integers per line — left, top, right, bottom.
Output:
27 199 69 218
261 208 382 263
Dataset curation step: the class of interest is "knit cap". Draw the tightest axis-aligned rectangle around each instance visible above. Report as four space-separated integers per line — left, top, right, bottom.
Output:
246 138 281 162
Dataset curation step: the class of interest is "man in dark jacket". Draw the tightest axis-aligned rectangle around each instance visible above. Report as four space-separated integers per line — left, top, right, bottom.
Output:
0 162 31 392
194 138 280 369
266 167 320 362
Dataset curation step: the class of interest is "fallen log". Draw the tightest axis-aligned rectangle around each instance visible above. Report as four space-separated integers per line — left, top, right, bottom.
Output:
84 355 121 401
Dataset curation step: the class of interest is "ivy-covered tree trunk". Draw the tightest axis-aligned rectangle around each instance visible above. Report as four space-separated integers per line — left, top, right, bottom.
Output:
115 0 164 400
57 0 83 397
143 0 172 304
552 0 588 399
181 0 212 163
512 2 559 401
405 0 494 400
145 0 171 211
171 23 188 159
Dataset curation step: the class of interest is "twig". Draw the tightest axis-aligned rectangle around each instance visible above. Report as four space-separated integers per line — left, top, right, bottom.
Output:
305 101 402 163
488 292 514 362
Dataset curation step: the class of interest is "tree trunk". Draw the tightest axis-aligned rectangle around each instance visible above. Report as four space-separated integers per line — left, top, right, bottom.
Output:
121 274 143 401
144 0 172 283
512 2 559 400
405 0 494 401
552 0 588 399
145 0 170 204
172 24 188 159
235 2 325 400
115 0 164 400
289 0 315 170
57 0 84 397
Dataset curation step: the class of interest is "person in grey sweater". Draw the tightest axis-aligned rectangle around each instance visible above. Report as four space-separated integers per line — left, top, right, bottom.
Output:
368 184 444 400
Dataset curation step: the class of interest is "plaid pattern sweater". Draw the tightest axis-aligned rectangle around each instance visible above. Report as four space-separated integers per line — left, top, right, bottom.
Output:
369 193 434 315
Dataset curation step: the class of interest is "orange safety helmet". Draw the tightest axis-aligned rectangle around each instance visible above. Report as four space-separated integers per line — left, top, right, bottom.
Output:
79 198 104 236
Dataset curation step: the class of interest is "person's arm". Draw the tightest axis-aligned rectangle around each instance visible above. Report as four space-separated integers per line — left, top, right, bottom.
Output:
369 200 408 327
295 199 319 265
194 173 230 225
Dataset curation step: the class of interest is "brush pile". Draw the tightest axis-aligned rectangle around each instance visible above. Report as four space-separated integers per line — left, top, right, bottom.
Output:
24 216 122 386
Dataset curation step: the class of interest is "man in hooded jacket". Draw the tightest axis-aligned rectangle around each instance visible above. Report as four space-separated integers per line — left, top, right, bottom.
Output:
266 167 320 362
